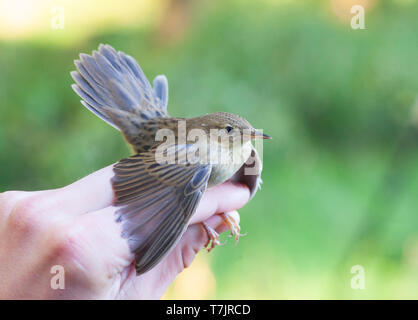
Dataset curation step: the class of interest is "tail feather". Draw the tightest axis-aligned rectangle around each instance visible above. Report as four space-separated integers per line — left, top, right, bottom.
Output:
71 44 169 132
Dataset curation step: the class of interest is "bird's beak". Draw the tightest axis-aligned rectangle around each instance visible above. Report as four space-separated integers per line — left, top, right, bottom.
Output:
252 130 272 140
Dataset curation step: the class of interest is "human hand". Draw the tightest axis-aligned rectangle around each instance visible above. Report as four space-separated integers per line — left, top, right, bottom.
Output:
0 165 250 299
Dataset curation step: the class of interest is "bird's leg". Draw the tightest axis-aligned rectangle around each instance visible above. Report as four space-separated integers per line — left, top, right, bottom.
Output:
220 212 246 244
201 222 223 252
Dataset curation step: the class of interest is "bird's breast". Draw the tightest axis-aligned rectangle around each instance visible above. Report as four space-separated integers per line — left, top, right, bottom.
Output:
207 140 253 188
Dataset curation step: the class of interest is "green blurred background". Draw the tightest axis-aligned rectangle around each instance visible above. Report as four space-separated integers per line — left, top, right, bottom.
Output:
1 0 418 299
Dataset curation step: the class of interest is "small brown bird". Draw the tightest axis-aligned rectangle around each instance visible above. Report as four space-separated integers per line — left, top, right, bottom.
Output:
71 44 271 275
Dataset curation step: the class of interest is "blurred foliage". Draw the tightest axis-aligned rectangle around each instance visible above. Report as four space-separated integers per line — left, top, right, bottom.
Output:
1 0 418 298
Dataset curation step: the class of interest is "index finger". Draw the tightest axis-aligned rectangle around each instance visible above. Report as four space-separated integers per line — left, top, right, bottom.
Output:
189 182 250 225
45 164 116 216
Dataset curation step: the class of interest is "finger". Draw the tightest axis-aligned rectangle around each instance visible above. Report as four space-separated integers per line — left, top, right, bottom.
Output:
125 211 239 299
2 165 116 234
48 165 115 216
0 190 49 224
189 181 249 225
174 211 240 272
0 164 115 231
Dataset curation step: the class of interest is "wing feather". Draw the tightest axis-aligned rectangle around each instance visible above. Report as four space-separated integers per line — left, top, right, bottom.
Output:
112 145 212 275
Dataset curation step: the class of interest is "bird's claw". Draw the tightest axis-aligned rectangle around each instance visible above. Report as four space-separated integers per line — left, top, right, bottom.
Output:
201 222 224 252
221 212 246 244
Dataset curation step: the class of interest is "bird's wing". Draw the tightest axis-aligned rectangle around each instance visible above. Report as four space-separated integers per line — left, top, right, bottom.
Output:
71 44 169 132
112 144 212 275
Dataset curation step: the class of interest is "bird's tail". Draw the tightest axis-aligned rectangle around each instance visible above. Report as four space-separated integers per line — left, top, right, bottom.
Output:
71 44 169 134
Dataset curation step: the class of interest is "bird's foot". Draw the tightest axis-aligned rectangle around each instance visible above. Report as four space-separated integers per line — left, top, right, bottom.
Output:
201 222 224 252
221 212 246 244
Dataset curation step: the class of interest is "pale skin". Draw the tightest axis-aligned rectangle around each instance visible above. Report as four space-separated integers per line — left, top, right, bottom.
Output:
0 165 250 299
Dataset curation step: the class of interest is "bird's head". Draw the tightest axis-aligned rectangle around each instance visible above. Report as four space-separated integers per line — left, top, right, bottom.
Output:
187 112 271 145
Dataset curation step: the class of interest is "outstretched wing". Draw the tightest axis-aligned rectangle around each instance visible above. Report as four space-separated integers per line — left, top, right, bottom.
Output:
112 145 211 275
71 44 169 131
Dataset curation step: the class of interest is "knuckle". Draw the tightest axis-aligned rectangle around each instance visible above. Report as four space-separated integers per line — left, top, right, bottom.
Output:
46 223 100 286
0 191 22 212
48 223 82 260
0 191 19 204
8 196 49 234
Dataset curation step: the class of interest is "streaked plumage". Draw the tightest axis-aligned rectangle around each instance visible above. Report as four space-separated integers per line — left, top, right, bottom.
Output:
71 44 269 275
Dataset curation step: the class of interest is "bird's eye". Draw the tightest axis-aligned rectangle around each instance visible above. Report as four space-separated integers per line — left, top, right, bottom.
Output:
225 125 233 133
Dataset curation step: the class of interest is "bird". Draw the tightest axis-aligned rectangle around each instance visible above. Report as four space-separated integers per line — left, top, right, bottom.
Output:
71 44 271 275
